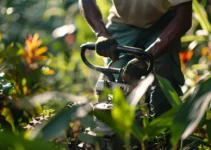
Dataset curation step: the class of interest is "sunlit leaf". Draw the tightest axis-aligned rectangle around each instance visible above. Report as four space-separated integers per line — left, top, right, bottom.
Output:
192 64 209 70
42 68 55 75
23 86 29 96
112 88 135 132
1 108 16 132
193 0 211 32
93 110 146 141
93 111 123 138
181 35 206 43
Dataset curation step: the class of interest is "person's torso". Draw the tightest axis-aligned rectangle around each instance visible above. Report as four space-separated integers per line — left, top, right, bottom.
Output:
108 0 172 28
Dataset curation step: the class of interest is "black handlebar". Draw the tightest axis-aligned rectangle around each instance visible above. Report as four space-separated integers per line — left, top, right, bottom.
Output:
81 42 154 81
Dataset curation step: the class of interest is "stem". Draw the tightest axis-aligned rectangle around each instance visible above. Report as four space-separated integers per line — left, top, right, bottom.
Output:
125 132 131 150
172 142 179 150
180 140 183 150
141 142 145 150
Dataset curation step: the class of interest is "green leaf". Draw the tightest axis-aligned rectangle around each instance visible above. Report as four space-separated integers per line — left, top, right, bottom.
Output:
112 88 135 133
92 111 124 138
171 76 211 144
181 35 206 43
92 87 146 142
80 115 96 129
155 74 182 108
93 110 146 142
1 107 16 133
131 121 146 141
145 108 176 138
0 131 57 150
193 0 211 32
30 103 92 139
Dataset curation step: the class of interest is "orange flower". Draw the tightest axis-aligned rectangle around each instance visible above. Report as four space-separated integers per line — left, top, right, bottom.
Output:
200 47 211 61
179 50 194 63
22 33 48 68
179 50 194 72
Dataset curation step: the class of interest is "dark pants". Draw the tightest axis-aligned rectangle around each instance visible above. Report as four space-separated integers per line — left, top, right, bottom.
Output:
106 11 184 118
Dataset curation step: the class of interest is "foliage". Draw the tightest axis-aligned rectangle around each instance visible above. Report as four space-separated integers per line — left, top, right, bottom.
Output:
0 0 105 149
0 131 58 150
0 0 211 150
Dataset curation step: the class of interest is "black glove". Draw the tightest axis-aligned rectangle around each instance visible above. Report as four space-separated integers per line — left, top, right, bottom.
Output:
121 57 149 86
95 36 119 61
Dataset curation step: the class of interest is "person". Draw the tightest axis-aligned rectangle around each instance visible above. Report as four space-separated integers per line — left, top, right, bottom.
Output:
78 0 192 119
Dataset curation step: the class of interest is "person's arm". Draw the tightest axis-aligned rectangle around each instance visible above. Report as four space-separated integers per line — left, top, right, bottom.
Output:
147 1 192 59
79 0 119 61
78 0 110 37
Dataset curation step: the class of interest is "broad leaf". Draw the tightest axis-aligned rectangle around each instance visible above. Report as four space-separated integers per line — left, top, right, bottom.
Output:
112 88 135 132
93 110 146 142
171 76 211 144
92 111 124 138
145 109 177 138
30 103 92 139
1 107 16 132
156 74 182 108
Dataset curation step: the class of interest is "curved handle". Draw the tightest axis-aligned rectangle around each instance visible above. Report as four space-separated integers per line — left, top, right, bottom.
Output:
81 42 154 81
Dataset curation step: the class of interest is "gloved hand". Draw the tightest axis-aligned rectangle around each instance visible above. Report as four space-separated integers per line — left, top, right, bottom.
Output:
95 36 119 61
121 57 149 86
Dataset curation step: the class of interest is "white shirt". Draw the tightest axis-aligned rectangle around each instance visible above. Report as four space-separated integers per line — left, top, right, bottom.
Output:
108 0 191 28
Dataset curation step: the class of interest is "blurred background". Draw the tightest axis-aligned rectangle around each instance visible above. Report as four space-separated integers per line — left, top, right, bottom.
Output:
0 0 211 149
0 0 109 95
